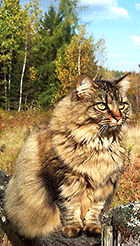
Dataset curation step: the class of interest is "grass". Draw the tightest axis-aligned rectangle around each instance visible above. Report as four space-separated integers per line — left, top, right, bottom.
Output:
0 126 26 176
112 125 140 207
0 109 51 176
0 110 140 245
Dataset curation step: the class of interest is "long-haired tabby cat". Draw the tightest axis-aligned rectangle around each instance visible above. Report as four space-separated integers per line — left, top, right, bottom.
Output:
5 73 131 239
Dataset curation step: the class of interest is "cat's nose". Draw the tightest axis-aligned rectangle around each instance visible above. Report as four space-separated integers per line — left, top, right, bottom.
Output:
112 110 122 123
112 109 120 116
114 115 121 122
111 116 122 125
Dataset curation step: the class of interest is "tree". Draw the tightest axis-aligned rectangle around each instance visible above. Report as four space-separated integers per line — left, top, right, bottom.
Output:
128 72 140 116
18 0 42 112
0 0 108 110
32 0 79 107
0 0 42 111
55 26 100 99
56 0 78 44
93 37 107 80
0 0 24 109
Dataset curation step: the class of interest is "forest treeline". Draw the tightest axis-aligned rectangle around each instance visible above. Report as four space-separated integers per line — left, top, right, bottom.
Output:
0 0 140 114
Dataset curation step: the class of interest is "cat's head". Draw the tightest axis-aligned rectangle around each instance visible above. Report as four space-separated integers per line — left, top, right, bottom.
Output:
72 73 131 137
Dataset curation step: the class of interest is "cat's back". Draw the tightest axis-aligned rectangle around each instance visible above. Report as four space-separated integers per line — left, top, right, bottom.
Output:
13 124 51 174
4 124 62 238
5 124 53 210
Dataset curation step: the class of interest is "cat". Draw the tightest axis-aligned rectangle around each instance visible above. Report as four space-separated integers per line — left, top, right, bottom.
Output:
4 73 131 240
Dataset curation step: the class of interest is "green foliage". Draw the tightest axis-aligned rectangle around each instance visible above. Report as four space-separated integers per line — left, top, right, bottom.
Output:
0 0 43 110
0 0 108 110
0 0 24 109
32 0 79 107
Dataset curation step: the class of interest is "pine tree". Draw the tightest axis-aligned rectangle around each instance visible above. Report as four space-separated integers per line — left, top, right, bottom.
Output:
32 0 79 107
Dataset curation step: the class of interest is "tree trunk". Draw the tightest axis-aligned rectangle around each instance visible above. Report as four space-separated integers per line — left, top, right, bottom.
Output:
18 41 27 112
3 51 8 110
78 42 82 75
4 74 7 110
136 77 139 117
7 49 12 111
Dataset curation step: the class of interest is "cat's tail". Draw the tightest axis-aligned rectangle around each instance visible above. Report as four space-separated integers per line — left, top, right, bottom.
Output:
4 176 62 239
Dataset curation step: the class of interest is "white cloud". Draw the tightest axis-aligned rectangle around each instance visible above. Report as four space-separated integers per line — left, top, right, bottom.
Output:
80 0 117 6
135 3 140 10
109 6 129 18
79 0 129 19
131 35 140 48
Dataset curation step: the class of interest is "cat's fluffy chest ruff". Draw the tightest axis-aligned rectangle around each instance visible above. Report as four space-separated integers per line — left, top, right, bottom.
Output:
51 127 125 188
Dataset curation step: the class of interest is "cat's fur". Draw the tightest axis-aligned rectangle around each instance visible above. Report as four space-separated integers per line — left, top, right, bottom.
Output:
4 73 131 239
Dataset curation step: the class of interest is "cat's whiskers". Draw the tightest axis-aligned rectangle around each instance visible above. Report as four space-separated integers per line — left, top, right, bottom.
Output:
81 124 106 144
121 123 127 131
92 125 107 141
78 124 96 144
102 125 108 135
92 127 104 141
99 125 108 136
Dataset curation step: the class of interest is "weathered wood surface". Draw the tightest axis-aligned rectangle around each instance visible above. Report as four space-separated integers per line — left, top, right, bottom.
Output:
0 170 140 246
101 201 140 246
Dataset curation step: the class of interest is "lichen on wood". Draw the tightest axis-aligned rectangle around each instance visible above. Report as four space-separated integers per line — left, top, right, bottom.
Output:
101 201 140 245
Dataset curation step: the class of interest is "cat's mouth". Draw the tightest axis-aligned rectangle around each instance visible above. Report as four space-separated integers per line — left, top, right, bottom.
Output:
104 117 123 131
98 123 122 135
108 124 121 131
95 124 121 140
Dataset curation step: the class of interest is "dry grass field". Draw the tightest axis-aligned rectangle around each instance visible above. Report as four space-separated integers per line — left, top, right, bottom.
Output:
112 125 140 207
0 110 140 245
0 109 51 176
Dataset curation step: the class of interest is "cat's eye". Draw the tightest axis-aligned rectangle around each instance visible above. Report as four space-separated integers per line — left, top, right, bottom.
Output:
119 103 125 110
96 103 107 111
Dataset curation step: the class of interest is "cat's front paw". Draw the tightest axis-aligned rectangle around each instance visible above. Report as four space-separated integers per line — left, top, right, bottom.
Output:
84 223 101 237
62 225 82 238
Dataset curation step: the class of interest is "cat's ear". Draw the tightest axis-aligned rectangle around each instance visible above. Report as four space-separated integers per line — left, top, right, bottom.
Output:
116 72 131 93
76 74 98 98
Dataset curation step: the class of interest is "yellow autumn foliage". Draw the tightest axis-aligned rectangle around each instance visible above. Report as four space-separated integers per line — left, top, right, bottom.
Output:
55 26 98 99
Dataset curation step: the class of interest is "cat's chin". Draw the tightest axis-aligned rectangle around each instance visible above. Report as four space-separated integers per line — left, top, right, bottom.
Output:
108 124 121 131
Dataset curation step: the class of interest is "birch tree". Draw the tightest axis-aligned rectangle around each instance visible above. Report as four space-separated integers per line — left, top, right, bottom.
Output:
93 37 107 80
0 0 24 110
18 0 42 112
0 0 42 110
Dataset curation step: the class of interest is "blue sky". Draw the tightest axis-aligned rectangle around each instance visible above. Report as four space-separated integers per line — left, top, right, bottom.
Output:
20 0 140 73
78 0 140 73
